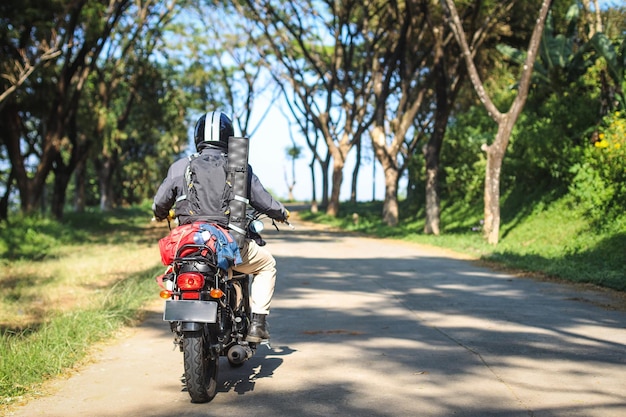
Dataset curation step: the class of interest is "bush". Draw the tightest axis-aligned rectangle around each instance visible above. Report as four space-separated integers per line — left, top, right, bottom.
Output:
569 110 626 222
0 217 66 261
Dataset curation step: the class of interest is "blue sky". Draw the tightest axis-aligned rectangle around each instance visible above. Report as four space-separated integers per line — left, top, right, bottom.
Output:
243 96 387 203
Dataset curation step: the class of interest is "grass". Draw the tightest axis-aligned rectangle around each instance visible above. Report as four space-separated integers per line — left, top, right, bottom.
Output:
0 202 169 408
298 195 626 292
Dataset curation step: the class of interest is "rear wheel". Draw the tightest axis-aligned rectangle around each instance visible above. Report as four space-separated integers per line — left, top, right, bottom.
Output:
182 330 218 403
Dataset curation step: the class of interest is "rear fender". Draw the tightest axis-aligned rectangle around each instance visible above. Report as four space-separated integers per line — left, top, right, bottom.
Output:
181 322 203 332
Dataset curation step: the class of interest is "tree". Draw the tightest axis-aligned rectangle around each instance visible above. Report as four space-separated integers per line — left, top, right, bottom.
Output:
89 0 181 211
284 141 302 201
280 100 330 210
241 0 377 216
423 1 522 235
441 0 552 244
368 0 429 227
184 2 275 137
367 0 497 230
0 1 191 218
0 0 62 109
0 0 133 217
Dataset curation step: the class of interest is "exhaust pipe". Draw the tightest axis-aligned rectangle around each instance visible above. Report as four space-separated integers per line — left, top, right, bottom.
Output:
227 345 252 365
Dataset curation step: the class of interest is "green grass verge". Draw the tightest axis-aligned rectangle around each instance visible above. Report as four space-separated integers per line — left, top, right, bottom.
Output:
299 197 626 291
0 263 161 405
0 202 164 407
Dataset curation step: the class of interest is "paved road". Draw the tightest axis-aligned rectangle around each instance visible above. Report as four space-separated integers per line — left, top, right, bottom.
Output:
7 219 626 417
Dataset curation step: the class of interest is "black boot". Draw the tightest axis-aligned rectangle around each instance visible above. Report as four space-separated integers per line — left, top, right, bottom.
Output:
246 313 270 342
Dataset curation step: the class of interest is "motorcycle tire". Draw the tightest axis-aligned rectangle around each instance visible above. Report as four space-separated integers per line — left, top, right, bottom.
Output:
182 330 219 403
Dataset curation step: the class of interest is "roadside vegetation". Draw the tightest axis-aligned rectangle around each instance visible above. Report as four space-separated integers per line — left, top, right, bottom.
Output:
0 203 167 409
300 194 626 292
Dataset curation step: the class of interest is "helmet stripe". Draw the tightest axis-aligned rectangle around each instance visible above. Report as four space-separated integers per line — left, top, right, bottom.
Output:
211 111 220 143
203 112 211 143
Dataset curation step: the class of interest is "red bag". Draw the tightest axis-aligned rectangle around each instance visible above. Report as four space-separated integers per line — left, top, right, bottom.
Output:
158 222 205 265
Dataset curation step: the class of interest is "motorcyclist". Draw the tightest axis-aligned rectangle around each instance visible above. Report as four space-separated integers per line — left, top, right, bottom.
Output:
152 111 289 342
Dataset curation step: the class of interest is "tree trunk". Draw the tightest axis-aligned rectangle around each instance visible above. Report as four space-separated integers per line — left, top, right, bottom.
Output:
320 151 331 209
73 157 86 212
443 0 552 245
371 125 400 226
382 166 399 227
483 116 514 244
308 158 318 213
350 140 361 203
325 131 352 217
327 161 343 217
423 40 451 236
51 171 70 220
424 165 440 235
0 169 14 221
98 155 117 211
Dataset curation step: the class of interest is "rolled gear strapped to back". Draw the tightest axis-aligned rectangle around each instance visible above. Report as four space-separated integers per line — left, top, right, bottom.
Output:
226 136 250 249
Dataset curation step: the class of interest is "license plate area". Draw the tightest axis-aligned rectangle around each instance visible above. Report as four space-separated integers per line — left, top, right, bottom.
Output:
163 299 218 323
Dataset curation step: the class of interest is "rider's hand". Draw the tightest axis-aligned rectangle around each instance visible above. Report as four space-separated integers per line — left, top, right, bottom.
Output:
153 209 176 222
282 209 290 222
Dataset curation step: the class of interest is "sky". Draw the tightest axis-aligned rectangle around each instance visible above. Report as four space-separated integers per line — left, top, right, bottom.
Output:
239 95 389 203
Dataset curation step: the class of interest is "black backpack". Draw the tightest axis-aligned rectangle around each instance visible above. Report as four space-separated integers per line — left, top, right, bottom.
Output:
181 152 233 226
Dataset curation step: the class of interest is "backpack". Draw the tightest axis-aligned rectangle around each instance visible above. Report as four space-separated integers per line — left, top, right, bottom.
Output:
197 222 242 271
179 152 233 225
158 221 242 271
158 222 203 265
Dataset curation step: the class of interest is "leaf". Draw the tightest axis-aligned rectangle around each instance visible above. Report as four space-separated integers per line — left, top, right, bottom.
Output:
590 33 623 85
497 44 526 66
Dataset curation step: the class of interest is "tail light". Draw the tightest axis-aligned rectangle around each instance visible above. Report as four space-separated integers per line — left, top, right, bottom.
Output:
177 272 205 291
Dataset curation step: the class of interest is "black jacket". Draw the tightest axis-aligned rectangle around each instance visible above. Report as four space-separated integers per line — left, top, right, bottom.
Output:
153 148 287 225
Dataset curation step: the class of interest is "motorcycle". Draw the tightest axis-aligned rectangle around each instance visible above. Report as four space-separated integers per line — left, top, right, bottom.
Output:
156 210 287 403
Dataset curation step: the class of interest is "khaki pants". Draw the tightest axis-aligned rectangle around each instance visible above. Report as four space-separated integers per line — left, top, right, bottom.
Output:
232 240 276 315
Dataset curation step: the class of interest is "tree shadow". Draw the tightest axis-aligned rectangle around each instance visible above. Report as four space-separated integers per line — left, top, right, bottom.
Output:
11 223 626 417
124 241 626 416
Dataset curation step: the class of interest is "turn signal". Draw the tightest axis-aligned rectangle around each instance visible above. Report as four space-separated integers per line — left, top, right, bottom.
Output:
210 288 224 298
159 290 171 299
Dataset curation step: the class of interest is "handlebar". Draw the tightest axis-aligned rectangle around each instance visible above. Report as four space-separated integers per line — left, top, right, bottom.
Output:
151 209 175 222
151 209 177 230
152 208 295 232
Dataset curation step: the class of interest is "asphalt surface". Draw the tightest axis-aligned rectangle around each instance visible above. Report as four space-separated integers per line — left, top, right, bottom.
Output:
7 218 626 417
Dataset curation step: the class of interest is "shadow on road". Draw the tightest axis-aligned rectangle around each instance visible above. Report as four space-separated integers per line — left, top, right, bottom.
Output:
15 221 624 417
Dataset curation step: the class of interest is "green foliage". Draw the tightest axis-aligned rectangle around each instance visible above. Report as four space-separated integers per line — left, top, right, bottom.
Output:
506 79 597 194
0 216 81 261
589 32 626 109
569 109 626 222
497 6 592 90
0 201 155 261
441 106 492 204
446 41 605 207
